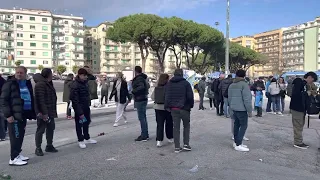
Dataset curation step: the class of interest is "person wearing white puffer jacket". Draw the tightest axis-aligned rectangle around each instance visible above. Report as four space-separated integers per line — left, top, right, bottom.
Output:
268 78 282 115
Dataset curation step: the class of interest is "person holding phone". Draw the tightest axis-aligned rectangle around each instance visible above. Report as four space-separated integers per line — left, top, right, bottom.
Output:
70 68 97 149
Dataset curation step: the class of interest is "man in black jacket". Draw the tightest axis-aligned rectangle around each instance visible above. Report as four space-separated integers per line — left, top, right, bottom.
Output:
34 68 58 156
212 74 225 116
165 69 194 153
0 74 7 141
0 66 36 166
132 66 150 141
70 68 97 149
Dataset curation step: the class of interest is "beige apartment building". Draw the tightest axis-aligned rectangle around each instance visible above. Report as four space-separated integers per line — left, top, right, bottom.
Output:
253 29 283 77
0 8 84 74
84 21 186 77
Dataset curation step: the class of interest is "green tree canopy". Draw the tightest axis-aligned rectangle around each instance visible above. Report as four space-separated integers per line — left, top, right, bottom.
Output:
15 60 22 67
72 65 79 74
38 65 44 71
56 65 67 75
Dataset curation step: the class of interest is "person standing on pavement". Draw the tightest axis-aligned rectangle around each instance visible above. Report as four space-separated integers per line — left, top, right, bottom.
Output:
212 74 225 116
290 71 317 149
278 77 287 114
219 74 233 118
0 73 7 141
151 73 173 147
132 66 150 142
100 76 110 107
268 78 282 115
109 72 131 127
286 76 295 98
265 76 273 113
34 69 58 156
70 68 97 149
63 73 74 120
197 76 206 110
83 66 98 104
0 66 36 166
165 69 194 153
124 80 133 111
228 69 252 152
206 78 215 110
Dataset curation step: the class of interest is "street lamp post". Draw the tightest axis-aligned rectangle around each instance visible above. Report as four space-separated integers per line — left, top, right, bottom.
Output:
225 0 230 75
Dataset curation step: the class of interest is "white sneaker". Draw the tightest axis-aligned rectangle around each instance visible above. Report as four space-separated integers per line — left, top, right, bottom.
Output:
232 136 234 140
113 123 119 127
79 141 86 149
168 139 174 143
272 112 277 115
277 112 282 115
124 121 128 124
18 154 29 161
9 157 28 166
233 143 248 148
156 141 162 147
234 145 249 152
84 139 97 144
210 108 213 110
243 137 249 141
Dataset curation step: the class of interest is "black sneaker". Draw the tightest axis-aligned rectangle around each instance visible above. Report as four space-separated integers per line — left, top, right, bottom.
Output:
135 136 148 142
35 148 44 156
183 145 192 151
294 143 309 149
174 147 182 153
45 145 58 153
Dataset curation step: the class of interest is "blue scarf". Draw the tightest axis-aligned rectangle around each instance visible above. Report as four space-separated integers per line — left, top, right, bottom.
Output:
18 80 32 110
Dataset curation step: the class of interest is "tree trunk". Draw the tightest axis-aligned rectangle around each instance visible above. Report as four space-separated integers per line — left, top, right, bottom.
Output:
139 43 149 72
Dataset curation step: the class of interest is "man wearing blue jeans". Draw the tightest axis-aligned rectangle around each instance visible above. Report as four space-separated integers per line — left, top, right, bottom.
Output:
132 66 150 141
228 69 252 152
219 74 233 118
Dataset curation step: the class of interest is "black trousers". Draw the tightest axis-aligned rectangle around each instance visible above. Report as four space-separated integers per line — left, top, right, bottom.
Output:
209 98 214 108
100 91 108 104
67 101 72 116
74 107 91 142
215 98 224 115
155 110 173 141
35 118 55 148
8 119 27 160
256 107 262 116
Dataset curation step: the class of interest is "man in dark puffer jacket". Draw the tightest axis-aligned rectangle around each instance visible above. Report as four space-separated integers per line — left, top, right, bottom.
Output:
165 69 194 153
0 66 36 166
34 68 58 156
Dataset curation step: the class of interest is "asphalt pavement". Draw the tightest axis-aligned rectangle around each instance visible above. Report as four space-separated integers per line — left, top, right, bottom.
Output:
0 100 319 180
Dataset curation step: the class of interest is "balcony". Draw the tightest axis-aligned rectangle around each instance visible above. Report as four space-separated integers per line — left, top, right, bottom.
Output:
72 49 84 53
0 35 14 41
53 23 65 27
52 31 65 36
0 18 13 23
84 43 92 47
73 57 85 61
0 26 14 32
71 24 84 29
121 49 131 53
105 49 120 53
53 39 65 44
72 32 83 37
104 56 119 60
53 46 66 52
121 43 131 47
72 41 83 45
53 56 65 60
0 45 14 50
121 57 131 61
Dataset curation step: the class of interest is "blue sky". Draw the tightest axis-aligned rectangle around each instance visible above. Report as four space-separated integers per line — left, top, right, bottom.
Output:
3 0 319 37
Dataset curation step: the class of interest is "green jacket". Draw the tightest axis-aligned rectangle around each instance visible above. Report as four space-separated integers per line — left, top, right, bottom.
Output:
228 78 252 114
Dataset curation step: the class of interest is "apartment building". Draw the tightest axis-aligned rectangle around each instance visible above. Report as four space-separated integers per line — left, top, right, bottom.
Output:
85 21 185 77
0 8 84 74
253 29 283 77
230 35 255 50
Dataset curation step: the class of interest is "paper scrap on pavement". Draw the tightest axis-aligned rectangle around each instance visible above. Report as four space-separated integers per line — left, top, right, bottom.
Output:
107 157 117 161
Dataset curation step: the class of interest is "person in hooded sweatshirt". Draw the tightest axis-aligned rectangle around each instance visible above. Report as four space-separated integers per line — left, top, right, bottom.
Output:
83 66 98 102
34 68 58 156
268 78 281 115
132 66 150 142
165 69 194 153
63 73 74 119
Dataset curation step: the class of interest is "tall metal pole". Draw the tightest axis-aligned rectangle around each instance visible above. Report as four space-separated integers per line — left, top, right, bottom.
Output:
225 0 230 75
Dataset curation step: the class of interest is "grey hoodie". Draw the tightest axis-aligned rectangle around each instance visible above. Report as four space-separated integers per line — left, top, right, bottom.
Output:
228 78 252 114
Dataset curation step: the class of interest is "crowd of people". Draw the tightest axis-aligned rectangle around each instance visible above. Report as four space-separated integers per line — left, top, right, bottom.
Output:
0 64 319 166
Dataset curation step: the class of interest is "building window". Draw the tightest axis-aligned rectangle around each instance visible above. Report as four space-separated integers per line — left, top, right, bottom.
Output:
17 51 23 55
43 60 48 64
30 69 36 73
42 43 49 48
30 52 36 56
42 18 48 22
114 46 118 50
42 35 48 39
42 26 48 31
65 37 69 41
94 61 97 64
93 42 97 45
30 43 36 47
30 60 36 64
43 52 49 56
16 15 23 20
17 24 23 29
17 42 23 46
93 29 96 32
29 16 35 21
19 60 24 64
65 53 70 57
74 37 79 42
65 62 69 65
30 25 35 30
17 33 23 37
30 34 35 38
64 21 68 24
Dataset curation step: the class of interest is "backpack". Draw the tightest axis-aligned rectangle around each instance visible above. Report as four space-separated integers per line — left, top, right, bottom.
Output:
194 83 199 91
154 86 165 104
307 95 320 115
223 83 231 98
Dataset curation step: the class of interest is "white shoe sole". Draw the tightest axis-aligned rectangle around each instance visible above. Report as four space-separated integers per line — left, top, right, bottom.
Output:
294 145 308 149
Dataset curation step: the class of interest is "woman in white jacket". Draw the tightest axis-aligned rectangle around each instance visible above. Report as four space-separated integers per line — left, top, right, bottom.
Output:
268 78 282 115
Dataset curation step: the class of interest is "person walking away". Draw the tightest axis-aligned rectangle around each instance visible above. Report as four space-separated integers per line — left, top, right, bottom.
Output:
151 74 173 147
132 66 150 142
34 69 58 156
219 74 233 118
228 69 252 152
70 68 97 149
124 80 133 111
109 72 131 127
254 87 263 117
0 73 7 141
265 76 273 113
83 66 98 105
290 72 317 149
286 76 295 98
0 66 36 166
212 74 225 116
165 69 194 153
63 73 74 120
197 76 206 110
268 78 282 115
278 77 287 114
206 79 215 110
100 76 110 107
